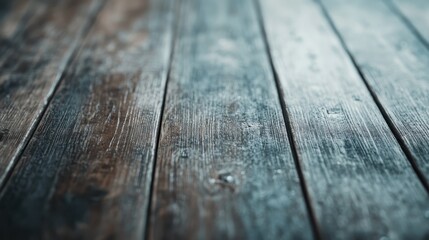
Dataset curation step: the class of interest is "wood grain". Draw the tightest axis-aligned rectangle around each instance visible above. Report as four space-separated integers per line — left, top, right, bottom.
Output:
319 0 429 184
0 0 175 239
259 0 429 239
147 0 313 239
0 0 104 185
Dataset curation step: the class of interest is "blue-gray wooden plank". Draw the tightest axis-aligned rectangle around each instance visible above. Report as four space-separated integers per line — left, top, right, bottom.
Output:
147 0 313 239
259 0 429 239
319 0 429 185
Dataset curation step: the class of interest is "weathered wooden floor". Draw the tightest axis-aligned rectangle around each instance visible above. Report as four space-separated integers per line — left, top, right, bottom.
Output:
0 0 428 239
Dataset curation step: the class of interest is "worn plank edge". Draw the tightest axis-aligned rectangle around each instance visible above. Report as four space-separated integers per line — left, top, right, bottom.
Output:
0 0 108 191
253 0 322 238
315 0 429 192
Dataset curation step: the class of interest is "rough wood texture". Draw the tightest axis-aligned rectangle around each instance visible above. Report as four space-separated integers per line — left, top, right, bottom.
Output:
0 0 175 238
0 0 104 185
319 0 429 184
259 0 429 239
390 0 429 46
147 0 313 239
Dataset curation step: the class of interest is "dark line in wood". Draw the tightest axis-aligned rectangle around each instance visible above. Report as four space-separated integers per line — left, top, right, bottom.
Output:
314 0 429 193
253 0 322 238
384 0 429 51
0 0 108 195
143 0 181 238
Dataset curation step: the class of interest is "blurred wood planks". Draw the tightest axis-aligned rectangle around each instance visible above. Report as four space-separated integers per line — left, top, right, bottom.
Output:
0 0 428 239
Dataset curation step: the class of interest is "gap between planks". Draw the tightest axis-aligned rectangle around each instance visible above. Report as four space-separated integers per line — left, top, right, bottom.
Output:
143 0 181 238
252 0 322 239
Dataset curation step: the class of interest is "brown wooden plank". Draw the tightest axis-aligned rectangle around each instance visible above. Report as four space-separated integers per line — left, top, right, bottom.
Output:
319 0 429 185
0 0 105 185
259 0 429 239
0 0 176 239
147 0 314 239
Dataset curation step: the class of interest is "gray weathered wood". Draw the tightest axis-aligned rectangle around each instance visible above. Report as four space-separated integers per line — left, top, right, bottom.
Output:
390 0 429 47
319 0 429 184
0 0 104 185
259 0 429 239
0 0 175 238
147 0 313 239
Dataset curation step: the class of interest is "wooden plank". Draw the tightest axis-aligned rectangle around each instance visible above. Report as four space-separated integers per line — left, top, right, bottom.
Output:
319 0 429 184
0 0 176 239
0 0 104 185
147 0 313 239
258 0 429 239
390 0 429 47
